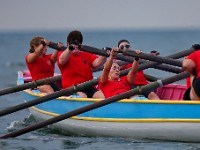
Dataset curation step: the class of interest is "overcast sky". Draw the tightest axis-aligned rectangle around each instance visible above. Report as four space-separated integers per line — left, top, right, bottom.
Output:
0 0 200 31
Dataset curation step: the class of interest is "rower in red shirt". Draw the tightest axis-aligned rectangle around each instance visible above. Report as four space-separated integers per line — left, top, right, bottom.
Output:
57 30 107 98
117 39 160 100
25 36 60 94
99 47 141 98
182 44 200 100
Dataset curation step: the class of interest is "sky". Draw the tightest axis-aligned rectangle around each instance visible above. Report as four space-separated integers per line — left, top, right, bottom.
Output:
0 0 200 31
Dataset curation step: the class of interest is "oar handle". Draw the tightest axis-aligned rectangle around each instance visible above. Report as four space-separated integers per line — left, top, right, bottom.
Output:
48 42 110 57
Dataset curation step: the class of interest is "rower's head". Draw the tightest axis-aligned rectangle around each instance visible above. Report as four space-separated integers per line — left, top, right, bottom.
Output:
67 30 83 54
118 39 131 51
109 62 120 80
29 36 47 55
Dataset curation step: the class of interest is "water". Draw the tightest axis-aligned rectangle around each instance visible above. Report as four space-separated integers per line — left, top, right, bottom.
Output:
0 29 200 149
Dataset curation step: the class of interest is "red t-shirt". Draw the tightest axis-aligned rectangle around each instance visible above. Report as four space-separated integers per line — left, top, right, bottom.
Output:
99 77 131 98
186 50 200 78
25 54 54 81
123 63 148 85
57 51 97 88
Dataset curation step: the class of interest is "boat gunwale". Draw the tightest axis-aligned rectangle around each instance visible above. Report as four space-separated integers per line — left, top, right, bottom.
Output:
22 89 200 105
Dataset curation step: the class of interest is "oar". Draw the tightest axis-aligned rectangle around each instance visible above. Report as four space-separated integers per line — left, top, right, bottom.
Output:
139 59 182 74
48 41 193 69
0 45 192 117
49 41 194 59
0 71 190 138
0 59 166 118
80 45 185 67
93 58 182 74
118 49 182 67
80 45 187 67
0 79 97 117
0 75 61 96
144 74 159 82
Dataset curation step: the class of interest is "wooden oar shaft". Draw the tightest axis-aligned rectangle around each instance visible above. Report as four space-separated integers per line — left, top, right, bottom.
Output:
167 48 194 59
0 72 189 138
94 60 182 74
0 75 61 96
48 41 191 73
0 79 98 117
139 59 182 74
150 64 182 74
0 51 167 117
119 49 182 67
134 48 193 74
144 74 158 82
49 41 194 60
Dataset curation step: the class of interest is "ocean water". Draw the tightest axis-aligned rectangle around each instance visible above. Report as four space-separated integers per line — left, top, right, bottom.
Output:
0 29 200 149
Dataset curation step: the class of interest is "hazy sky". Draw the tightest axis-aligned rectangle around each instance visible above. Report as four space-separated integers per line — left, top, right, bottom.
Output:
1 0 200 31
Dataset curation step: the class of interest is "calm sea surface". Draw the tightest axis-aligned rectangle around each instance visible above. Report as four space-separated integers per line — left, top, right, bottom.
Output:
0 29 200 149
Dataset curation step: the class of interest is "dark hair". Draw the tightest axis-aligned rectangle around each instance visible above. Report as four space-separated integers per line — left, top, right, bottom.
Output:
117 39 130 47
67 30 83 45
29 36 44 53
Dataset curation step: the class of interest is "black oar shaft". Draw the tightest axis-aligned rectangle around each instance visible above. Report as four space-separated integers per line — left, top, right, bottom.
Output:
139 60 182 74
0 79 98 117
119 49 182 67
48 42 192 73
167 48 194 59
144 74 158 82
49 42 194 61
0 72 189 138
0 76 61 96
0 43 191 117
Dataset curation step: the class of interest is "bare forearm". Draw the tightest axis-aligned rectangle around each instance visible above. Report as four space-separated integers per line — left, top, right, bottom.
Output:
100 56 113 84
51 50 59 63
127 60 139 83
93 56 107 68
59 49 72 65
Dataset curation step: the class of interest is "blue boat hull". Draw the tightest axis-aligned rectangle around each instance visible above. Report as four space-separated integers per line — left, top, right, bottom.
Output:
18 71 200 142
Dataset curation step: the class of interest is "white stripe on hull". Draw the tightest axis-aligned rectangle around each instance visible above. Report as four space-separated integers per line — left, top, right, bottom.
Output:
30 108 200 142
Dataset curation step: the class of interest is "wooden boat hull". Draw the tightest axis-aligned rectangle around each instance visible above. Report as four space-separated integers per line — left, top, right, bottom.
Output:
21 89 200 142
29 106 200 142
18 70 200 142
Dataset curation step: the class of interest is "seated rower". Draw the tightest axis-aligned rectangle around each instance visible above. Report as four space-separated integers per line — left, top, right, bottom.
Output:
117 39 160 100
98 47 148 99
25 36 60 94
182 44 200 100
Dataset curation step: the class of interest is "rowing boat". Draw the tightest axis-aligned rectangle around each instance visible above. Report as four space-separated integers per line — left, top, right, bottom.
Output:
17 70 200 142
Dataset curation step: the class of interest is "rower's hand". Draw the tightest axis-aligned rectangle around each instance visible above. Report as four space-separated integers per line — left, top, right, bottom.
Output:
57 42 63 47
134 49 142 61
68 42 81 51
110 47 119 57
41 39 49 46
102 47 112 56
134 49 142 54
150 50 160 55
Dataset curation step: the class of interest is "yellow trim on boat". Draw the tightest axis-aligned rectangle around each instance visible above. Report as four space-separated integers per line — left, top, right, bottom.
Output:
31 106 200 123
24 90 200 104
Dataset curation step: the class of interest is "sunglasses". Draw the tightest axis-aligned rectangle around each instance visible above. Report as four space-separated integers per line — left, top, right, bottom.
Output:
119 44 130 49
111 66 120 71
